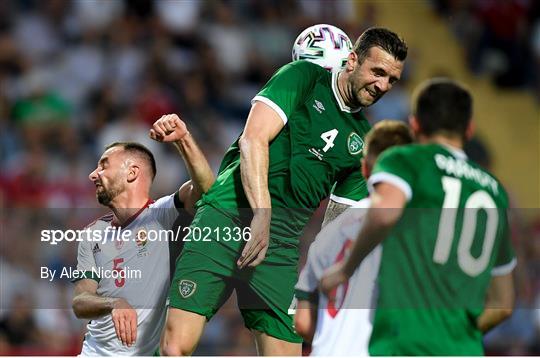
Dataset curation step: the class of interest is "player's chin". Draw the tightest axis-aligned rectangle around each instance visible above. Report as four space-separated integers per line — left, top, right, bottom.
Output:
358 96 375 107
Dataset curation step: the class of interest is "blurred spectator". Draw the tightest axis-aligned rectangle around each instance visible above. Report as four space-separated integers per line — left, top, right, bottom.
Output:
0 295 41 349
434 0 535 89
71 0 124 34
154 0 201 35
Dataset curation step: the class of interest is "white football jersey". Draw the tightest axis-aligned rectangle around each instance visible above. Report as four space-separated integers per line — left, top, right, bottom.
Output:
76 193 181 356
295 198 381 356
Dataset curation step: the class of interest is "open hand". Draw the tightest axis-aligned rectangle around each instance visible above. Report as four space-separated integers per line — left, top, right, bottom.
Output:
237 213 270 268
111 298 137 347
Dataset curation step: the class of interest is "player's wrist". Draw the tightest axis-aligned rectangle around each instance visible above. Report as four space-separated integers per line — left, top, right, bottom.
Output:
175 130 191 143
252 207 271 220
110 297 128 310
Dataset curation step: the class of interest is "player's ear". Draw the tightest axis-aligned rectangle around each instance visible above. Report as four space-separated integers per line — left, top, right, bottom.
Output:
409 115 421 137
127 164 140 183
346 52 357 72
465 120 475 141
361 157 370 179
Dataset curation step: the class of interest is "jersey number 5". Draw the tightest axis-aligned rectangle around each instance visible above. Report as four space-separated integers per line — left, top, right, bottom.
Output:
433 176 498 277
113 257 125 287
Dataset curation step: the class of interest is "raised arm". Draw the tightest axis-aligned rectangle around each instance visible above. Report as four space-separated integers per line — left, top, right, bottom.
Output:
236 101 285 268
150 114 215 211
72 279 137 347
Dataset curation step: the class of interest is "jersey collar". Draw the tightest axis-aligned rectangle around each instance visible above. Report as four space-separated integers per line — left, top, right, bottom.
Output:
441 144 467 160
111 198 154 228
331 71 362 113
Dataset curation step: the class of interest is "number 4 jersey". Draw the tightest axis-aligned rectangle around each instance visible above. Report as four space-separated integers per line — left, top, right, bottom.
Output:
199 60 371 246
367 143 516 355
74 193 183 356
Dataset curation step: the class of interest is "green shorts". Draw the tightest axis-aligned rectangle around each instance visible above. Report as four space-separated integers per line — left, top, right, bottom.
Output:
168 204 302 343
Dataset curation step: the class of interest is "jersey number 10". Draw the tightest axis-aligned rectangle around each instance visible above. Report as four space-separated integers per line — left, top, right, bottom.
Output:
433 176 498 277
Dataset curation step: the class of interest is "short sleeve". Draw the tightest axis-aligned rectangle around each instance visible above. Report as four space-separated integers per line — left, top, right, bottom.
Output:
252 61 322 125
330 169 368 205
152 191 184 229
369 147 415 201
491 210 517 276
73 240 99 283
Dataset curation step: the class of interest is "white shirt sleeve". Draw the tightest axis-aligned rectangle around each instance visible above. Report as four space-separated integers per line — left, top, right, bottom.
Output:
75 239 98 281
295 237 324 298
151 192 182 229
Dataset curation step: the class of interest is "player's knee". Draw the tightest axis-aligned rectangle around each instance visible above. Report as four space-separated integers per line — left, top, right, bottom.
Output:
160 341 194 356
161 324 198 356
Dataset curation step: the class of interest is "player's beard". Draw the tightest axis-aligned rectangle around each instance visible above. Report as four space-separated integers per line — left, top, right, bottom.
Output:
96 180 123 206
350 68 380 107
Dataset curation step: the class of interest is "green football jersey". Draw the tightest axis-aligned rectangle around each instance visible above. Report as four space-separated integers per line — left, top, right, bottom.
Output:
368 143 516 355
200 60 371 245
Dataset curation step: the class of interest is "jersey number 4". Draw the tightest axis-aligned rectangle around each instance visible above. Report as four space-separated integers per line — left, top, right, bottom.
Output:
320 129 338 152
433 176 498 277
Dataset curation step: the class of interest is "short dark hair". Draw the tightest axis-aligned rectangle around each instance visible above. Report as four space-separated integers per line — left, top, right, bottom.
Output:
365 120 413 160
105 142 157 180
412 78 473 139
353 27 408 64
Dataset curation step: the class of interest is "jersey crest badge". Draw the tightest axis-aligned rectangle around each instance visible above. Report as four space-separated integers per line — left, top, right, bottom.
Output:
179 280 197 298
136 229 148 247
347 132 364 155
136 229 149 257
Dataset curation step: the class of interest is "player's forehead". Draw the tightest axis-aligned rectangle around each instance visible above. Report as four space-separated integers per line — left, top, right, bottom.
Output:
363 46 404 79
99 146 125 164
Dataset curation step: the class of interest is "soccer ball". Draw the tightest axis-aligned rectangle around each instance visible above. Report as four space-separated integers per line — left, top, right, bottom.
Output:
292 24 353 73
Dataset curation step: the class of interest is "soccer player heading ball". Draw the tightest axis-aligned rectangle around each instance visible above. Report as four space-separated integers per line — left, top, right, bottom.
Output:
292 24 353 73
161 27 407 356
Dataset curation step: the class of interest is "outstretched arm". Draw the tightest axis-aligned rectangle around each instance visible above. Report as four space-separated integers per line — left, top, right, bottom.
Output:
321 182 406 293
477 272 514 333
150 114 215 212
236 102 285 268
72 279 137 347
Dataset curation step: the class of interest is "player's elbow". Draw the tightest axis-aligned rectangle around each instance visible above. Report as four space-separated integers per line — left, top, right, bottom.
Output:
239 133 267 152
499 307 514 320
294 312 314 342
72 296 86 319
369 208 401 230
72 294 95 319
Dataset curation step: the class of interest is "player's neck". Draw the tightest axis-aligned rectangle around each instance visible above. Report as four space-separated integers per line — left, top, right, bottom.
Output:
108 190 151 225
420 134 464 151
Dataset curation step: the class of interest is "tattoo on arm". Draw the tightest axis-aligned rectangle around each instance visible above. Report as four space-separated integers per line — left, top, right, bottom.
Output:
322 200 350 227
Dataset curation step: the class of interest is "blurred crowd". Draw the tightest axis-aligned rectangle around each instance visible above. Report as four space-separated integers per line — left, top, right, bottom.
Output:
0 0 538 355
433 0 540 100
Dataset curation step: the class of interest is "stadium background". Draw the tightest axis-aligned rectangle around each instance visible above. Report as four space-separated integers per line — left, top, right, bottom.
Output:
0 0 539 355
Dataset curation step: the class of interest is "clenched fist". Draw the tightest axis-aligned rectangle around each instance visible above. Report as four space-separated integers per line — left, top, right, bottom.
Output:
149 114 189 142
